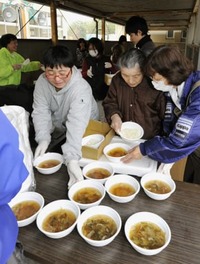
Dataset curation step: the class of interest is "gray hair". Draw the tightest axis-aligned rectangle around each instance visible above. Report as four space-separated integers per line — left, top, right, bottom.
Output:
117 48 146 71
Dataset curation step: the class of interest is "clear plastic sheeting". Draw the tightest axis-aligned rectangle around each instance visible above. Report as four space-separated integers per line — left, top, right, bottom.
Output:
1 105 35 192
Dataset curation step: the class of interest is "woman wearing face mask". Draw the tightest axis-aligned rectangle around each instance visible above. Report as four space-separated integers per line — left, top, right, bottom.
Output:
81 37 112 121
121 45 200 184
103 48 166 139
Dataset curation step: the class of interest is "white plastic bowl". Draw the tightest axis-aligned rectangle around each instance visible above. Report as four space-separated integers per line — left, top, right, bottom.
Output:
9 191 45 227
119 122 144 143
34 152 63 175
105 174 140 203
82 134 105 149
77 205 122 247
36 199 80 239
140 172 176 200
103 142 131 163
82 161 114 184
68 179 106 210
125 212 171 256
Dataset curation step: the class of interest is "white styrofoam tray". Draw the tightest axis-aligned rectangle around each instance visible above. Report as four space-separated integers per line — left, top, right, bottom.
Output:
79 136 157 177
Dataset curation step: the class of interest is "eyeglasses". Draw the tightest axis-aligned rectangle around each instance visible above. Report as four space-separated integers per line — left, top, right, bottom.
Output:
45 69 71 79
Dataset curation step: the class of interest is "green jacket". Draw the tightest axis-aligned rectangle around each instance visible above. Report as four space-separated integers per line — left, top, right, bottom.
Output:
0 47 40 86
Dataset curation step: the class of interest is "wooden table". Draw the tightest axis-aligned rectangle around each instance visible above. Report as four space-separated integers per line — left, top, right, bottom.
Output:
18 165 200 264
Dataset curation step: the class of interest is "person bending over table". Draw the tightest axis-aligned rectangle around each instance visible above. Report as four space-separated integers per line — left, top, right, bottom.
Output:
121 45 200 184
32 45 99 188
103 48 166 140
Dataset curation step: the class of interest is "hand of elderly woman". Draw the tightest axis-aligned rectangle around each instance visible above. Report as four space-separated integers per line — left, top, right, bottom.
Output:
121 145 143 163
111 113 122 133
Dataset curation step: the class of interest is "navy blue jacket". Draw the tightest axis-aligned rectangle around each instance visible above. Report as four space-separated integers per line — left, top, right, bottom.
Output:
140 71 200 163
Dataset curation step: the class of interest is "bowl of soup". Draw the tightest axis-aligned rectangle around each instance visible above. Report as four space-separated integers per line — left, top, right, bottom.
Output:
125 212 171 255
119 122 144 143
34 152 63 174
77 205 122 247
9 191 45 227
140 172 176 200
103 143 131 163
68 179 106 210
105 174 140 203
82 161 114 184
36 199 80 239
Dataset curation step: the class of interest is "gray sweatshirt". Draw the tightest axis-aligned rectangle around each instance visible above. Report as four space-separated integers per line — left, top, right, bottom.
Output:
32 66 99 163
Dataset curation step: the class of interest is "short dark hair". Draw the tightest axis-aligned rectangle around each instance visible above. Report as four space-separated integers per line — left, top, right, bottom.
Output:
125 16 148 35
145 45 194 85
77 38 87 49
118 35 127 44
88 37 104 55
0 33 17 47
43 45 74 68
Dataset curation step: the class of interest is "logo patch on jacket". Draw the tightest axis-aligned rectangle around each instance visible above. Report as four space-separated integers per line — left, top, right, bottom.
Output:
174 117 192 139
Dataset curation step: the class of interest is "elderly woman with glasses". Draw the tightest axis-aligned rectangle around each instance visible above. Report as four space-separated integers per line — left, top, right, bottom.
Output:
32 45 99 188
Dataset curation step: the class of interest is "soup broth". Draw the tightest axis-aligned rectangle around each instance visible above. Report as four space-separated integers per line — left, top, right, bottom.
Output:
107 147 127 157
145 180 171 194
82 214 117 240
109 183 135 197
38 159 60 169
12 200 40 221
73 187 102 204
86 168 111 179
129 221 165 249
42 209 76 232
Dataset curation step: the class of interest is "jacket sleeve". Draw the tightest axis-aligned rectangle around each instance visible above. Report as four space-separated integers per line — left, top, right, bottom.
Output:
102 76 123 124
0 49 15 81
32 75 52 144
140 86 200 163
81 59 89 78
21 61 41 72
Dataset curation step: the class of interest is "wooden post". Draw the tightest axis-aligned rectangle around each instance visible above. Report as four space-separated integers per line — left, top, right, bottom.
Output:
50 0 58 45
101 18 105 42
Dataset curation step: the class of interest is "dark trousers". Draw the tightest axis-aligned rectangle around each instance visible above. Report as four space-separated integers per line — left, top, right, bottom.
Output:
184 152 200 184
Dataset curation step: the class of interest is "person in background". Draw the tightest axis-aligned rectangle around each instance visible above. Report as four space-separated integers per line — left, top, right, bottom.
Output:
125 16 155 57
121 45 200 185
75 38 88 69
103 48 166 139
0 33 41 113
0 109 28 264
110 43 125 73
81 37 112 121
118 35 128 52
32 45 99 188
0 34 41 86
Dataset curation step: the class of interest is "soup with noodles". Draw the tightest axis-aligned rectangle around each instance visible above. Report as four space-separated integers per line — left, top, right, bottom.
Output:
82 215 117 240
129 221 165 249
38 159 60 169
86 168 111 179
144 180 171 194
12 201 40 221
107 147 127 157
42 209 76 232
109 183 135 197
73 187 102 204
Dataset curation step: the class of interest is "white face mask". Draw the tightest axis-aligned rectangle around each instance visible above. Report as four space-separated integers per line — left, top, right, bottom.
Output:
152 80 173 92
89 50 98 57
